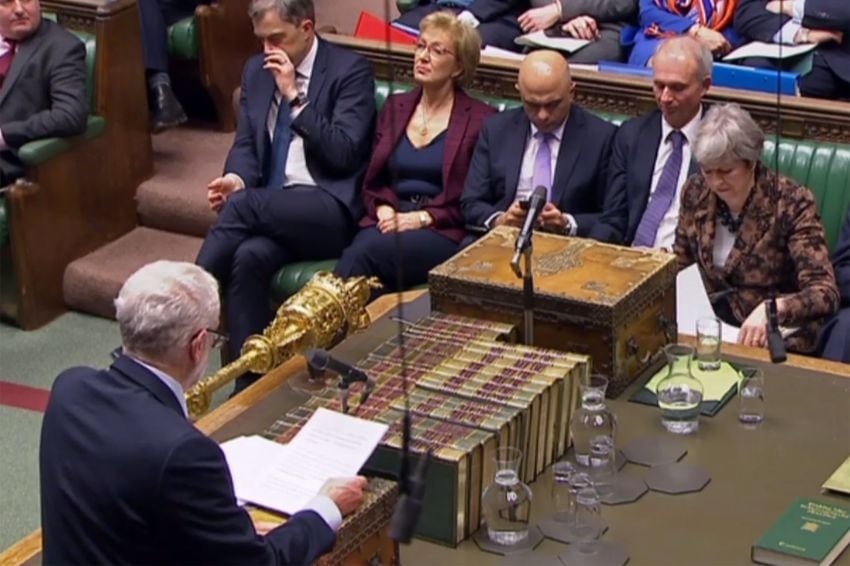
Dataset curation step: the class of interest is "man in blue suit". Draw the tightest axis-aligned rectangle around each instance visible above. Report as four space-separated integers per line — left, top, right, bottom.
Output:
589 37 712 248
196 0 376 392
40 260 368 564
461 50 615 240
818 208 850 362
734 0 850 100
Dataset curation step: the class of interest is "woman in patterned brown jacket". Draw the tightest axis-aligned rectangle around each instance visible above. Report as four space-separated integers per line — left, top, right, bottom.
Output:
674 103 839 353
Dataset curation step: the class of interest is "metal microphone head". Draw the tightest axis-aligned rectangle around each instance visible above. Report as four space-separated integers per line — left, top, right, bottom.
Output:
529 184 548 207
306 348 330 371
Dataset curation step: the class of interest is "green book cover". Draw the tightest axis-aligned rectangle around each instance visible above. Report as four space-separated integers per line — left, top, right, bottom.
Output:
753 498 850 565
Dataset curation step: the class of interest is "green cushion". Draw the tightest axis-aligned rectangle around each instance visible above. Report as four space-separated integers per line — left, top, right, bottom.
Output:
396 0 419 13
270 260 338 304
168 16 198 61
0 197 7 247
18 116 106 166
69 30 96 112
268 80 850 304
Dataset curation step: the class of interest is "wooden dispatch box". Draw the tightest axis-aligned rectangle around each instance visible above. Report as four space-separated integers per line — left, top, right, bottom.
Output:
429 227 677 397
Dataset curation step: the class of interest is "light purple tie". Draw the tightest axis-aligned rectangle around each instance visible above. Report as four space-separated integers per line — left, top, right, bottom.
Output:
633 130 685 247
532 132 553 202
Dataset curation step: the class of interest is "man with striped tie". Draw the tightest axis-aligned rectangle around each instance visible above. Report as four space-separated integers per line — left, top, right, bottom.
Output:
590 36 713 249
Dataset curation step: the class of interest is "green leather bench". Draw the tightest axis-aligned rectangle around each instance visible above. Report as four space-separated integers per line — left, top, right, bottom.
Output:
0 29 103 248
268 81 850 304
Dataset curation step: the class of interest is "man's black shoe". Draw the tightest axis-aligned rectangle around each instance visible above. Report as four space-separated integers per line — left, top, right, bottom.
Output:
150 83 187 133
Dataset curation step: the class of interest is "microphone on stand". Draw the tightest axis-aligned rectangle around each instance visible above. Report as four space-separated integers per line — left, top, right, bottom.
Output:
512 185 548 273
766 294 787 364
305 349 374 413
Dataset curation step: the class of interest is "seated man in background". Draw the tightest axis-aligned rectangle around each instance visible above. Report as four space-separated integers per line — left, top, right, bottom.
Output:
734 0 849 99
0 0 87 186
138 0 208 131
590 37 711 247
625 0 742 66
515 0 637 63
817 208 850 362
335 12 495 294
196 0 376 394
461 49 615 239
674 103 839 353
395 0 524 51
40 260 368 564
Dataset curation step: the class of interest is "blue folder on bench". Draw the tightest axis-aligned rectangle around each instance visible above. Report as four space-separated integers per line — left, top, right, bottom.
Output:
597 61 798 96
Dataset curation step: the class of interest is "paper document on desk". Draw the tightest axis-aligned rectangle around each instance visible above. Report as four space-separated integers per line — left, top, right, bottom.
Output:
235 408 388 516
724 41 816 61
220 435 289 503
514 31 590 53
481 45 526 62
677 264 740 343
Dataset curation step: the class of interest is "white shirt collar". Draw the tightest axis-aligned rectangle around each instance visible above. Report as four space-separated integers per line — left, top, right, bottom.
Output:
530 119 567 143
661 108 702 146
126 354 188 418
296 36 319 81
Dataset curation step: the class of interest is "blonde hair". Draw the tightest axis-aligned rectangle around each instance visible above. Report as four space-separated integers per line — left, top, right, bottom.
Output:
420 11 481 87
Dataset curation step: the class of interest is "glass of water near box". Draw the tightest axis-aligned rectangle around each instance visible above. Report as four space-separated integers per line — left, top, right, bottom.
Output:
696 317 722 371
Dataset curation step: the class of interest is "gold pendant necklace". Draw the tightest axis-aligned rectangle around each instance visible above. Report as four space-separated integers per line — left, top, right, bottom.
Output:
419 105 428 136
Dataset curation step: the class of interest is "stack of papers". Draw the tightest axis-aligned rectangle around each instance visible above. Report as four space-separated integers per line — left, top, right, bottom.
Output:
514 31 590 53
219 408 388 515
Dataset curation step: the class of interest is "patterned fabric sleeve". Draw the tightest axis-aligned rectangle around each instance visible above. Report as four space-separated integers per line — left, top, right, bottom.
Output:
673 176 699 271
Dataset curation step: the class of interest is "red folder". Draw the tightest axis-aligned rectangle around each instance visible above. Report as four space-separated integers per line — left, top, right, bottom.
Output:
354 11 418 45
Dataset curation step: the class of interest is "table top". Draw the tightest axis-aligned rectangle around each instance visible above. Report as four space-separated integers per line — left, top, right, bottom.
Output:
207 292 850 566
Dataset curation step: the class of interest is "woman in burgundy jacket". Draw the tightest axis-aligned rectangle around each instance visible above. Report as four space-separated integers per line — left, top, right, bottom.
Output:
334 11 495 294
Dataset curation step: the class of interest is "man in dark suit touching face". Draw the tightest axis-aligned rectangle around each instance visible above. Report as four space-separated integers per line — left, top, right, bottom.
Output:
196 0 376 393
0 0 87 185
461 49 615 241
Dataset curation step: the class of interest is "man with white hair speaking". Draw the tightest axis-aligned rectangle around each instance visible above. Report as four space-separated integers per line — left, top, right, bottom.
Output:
39 260 367 564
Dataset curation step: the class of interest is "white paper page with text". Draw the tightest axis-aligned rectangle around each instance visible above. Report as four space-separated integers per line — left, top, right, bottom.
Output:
239 408 388 515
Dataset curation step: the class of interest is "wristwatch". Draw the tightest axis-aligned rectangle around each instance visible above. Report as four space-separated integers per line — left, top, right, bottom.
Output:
288 94 305 109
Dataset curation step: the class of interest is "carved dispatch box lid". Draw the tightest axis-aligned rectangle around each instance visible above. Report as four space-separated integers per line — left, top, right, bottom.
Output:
429 227 677 326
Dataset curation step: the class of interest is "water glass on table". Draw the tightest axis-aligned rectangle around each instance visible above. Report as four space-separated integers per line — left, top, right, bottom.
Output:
696 317 722 371
738 369 765 425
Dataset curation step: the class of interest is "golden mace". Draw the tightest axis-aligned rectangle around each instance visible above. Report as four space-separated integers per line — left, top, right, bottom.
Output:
186 272 381 418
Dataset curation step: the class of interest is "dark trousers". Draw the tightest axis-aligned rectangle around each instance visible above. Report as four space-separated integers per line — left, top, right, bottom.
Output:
741 52 850 100
395 4 523 51
817 308 850 363
196 186 354 393
334 226 459 296
138 0 206 73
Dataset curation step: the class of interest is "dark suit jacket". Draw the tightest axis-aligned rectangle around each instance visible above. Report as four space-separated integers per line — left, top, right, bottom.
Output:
588 109 699 245
224 38 377 221
673 164 840 353
40 355 336 565
460 104 615 237
361 87 495 243
833 208 850 305
734 0 850 83
0 20 87 182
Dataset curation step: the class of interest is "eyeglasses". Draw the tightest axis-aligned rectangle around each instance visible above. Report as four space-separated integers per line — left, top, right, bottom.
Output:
205 328 229 349
414 40 455 58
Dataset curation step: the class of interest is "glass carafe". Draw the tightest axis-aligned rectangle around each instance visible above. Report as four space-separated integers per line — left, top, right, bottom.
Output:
569 374 617 497
656 344 704 434
481 447 533 546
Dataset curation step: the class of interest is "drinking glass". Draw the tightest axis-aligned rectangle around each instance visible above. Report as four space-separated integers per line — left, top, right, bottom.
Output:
738 369 765 425
696 317 722 371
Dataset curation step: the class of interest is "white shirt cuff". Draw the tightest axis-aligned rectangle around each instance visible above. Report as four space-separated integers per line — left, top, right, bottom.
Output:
774 20 802 44
793 0 805 21
484 211 503 230
290 100 309 119
457 10 480 28
223 172 246 190
303 494 343 532
0 128 6 151
563 213 578 236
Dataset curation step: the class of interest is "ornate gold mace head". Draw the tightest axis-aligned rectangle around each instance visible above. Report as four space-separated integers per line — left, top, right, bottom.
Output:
186 272 381 418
